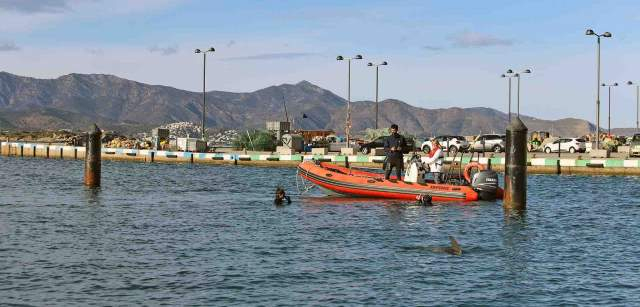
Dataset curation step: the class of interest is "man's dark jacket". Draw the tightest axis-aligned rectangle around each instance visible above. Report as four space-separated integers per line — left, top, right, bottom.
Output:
383 133 407 161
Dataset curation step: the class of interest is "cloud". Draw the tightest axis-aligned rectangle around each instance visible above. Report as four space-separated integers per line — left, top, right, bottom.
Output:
222 52 319 61
0 0 71 14
449 31 513 48
0 41 20 51
423 45 444 51
0 0 184 33
148 44 178 55
86 48 103 55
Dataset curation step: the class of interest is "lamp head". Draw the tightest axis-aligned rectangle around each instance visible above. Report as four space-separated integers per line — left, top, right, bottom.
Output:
381 61 388 65
614 82 619 86
354 54 363 60
195 49 202 53
586 29 595 36
336 55 344 61
603 32 612 38
601 83 606 86
628 81 634 85
506 69 513 74
523 69 532 74
207 47 215 52
501 74 506 78
367 62 373 66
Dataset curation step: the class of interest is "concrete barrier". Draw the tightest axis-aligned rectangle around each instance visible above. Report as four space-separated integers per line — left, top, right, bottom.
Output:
311 147 328 155
5 141 640 175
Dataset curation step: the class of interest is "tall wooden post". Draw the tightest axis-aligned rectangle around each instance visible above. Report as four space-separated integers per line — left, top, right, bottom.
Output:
84 124 102 187
504 117 528 210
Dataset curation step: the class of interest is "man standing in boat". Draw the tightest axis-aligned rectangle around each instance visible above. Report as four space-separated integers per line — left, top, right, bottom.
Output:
383 124 407 181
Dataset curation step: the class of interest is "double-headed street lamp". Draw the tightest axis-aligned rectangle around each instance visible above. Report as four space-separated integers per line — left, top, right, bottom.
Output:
601 82 618 136
337 54 363 147
367 61 388 130
586 29 612 149
195 47 215 141
627 81 640 132
501 69 516 123
515 69 532 118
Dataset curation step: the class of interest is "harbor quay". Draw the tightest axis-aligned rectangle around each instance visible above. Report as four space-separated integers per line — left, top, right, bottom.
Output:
3 141 640 175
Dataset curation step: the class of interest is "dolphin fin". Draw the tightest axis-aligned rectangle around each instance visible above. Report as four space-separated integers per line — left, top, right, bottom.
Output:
449 236 462 255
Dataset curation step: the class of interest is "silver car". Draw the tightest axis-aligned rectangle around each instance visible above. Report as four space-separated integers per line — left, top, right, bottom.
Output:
471 134 505 153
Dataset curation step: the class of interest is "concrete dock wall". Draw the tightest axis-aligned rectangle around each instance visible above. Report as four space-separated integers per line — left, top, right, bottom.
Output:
3 141 640 175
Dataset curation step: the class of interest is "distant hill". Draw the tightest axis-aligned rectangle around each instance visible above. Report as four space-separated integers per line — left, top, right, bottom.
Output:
0 71 598 136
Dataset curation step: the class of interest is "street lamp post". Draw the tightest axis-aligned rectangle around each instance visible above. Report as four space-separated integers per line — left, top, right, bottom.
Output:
586 29 612 149
515 69 532 118
337 54 363 147
195 47 215 141
501 69 515 123
627 81 639 132
601 82 618 136
367 61 388 130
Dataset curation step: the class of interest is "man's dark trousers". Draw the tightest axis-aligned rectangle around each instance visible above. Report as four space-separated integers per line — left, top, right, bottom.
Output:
385 158 403 180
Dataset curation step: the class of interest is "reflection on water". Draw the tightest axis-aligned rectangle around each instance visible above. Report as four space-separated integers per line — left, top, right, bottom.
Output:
83 187 102 205
1 157 639 306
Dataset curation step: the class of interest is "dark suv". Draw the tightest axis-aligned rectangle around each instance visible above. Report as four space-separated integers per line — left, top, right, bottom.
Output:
358 136 416 154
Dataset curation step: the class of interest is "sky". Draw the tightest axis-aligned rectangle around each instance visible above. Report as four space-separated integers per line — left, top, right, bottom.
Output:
1 0 640 127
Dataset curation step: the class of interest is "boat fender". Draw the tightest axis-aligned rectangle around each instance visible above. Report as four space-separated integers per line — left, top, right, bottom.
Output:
463 162 485 184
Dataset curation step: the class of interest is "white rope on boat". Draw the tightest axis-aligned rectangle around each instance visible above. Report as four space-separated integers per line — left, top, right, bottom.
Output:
295 167 316 195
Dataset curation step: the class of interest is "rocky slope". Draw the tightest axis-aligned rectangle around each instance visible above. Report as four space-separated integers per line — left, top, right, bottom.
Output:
0 71 596 136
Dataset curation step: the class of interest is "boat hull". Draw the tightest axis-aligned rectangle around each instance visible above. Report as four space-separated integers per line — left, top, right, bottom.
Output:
297 161 503 202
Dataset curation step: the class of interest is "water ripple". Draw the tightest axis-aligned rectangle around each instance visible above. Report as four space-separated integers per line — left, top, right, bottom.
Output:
1 156 640 305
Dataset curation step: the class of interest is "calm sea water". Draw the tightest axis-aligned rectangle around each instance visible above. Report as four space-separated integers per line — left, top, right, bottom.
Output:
1 156 639 306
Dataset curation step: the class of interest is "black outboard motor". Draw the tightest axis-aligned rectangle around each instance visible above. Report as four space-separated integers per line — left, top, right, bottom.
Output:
471 170 499 201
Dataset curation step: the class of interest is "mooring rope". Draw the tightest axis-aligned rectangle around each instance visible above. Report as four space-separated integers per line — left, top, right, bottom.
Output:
295 167 316 195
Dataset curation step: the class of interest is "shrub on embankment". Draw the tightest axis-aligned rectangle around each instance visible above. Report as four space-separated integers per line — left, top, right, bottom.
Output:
233 130 277 151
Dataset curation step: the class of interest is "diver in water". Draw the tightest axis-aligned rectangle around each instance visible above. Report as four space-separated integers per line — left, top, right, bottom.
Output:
274 186 291 205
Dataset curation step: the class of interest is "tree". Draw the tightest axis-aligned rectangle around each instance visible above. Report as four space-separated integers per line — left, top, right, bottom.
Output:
233 130 276 151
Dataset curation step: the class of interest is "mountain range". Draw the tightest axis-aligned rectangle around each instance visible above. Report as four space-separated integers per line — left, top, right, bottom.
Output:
0 71 596 137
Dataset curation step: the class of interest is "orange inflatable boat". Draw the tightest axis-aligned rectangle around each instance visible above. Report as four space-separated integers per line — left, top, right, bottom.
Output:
297 161 503 202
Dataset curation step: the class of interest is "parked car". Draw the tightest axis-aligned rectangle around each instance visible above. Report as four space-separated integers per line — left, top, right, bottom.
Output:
420 135 470 155
629 134 640 157
470 134 506 153
543 137 586 153
358 135 415 154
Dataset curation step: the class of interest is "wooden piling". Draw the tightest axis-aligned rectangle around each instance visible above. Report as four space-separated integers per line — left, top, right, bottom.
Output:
84 124 102 187
504 117 528 210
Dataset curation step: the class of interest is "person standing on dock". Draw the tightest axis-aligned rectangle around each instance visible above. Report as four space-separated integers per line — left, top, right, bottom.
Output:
383 124 407 181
